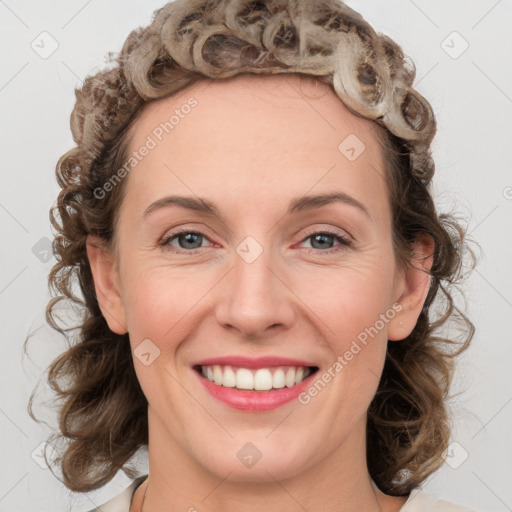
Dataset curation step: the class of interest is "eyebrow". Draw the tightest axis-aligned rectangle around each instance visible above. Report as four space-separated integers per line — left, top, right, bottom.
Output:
142 191 370 221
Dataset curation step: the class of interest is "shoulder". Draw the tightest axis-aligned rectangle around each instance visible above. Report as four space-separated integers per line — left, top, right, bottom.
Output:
401 487 476 512
86 476 147 512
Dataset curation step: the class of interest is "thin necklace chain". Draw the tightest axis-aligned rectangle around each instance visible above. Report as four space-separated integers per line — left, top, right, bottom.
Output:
140 479 383 512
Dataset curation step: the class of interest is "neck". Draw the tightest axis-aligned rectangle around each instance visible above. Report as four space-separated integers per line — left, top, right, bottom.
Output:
133 409 406 512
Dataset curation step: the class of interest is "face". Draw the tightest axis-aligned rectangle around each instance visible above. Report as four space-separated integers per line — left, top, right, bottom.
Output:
87 74 432 484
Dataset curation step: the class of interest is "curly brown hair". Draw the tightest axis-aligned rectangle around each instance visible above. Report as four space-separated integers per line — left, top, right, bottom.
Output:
27 0 477 496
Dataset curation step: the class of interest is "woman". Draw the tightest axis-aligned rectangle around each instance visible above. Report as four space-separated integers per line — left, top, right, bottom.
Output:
30 0 477 510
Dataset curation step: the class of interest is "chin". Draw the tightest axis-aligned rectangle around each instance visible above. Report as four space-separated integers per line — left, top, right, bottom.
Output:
186 430 323 483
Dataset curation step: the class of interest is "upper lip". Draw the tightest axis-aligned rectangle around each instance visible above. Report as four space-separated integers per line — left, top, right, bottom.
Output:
193 356 318 369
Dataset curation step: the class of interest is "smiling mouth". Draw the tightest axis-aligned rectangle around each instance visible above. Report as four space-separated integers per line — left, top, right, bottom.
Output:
193 364 319 391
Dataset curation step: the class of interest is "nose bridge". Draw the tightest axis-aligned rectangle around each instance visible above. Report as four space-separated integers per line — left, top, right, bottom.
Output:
215 235 294 337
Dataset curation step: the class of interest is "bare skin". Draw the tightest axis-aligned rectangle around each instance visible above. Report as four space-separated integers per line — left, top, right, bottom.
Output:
87 74 433 512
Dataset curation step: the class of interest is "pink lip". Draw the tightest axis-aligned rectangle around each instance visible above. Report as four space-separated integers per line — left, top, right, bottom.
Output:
193 356 317 368
197 376 317 412
192 356 318 412
196 372 318 412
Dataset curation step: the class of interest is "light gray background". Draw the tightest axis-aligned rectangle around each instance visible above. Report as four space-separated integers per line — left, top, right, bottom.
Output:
1 1 511 511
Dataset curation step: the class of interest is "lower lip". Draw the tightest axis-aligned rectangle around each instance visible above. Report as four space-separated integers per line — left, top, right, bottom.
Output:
195 369 317 412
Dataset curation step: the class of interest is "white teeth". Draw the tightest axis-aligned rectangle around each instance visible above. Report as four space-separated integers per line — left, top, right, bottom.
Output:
223 365 236 387
236 368 254 390
285 367 296 387
272 368 285 389
213 365 223 385
254 369 273 390
199 364 314 390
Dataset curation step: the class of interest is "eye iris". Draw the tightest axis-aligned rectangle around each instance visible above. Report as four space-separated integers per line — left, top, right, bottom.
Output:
179 232 202 249
311 233 334 249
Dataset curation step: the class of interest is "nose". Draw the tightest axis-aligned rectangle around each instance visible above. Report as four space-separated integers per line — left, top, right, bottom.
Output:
215 244 296 340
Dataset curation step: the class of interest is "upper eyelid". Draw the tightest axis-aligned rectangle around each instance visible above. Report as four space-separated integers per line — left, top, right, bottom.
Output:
298 225 351 239
162 224 349 238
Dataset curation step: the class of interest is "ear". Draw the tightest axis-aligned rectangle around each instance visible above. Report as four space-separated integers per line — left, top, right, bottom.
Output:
387 232 435 341
86 234 128 335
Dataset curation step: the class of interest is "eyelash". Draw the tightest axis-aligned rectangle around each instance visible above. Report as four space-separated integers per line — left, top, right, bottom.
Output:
158 228 352 255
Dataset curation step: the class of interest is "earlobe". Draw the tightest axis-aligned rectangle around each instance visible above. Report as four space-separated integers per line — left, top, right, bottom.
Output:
86 234 128 335
388 233 435 341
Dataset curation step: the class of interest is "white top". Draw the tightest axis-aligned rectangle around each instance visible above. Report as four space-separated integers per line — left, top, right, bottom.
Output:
87 476 476 512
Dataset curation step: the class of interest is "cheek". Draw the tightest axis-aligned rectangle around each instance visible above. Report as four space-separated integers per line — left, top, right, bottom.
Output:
294 261 396 346
121 262 209 344
290 257 396 411
120 265 208 420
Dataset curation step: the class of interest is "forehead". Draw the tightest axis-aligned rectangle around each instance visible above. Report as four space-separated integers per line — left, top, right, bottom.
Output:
122 73 389 223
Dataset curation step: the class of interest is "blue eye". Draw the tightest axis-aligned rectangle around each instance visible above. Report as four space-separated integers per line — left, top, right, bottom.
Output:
299 231 352 252
159 229 351 254
160 230 212 252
